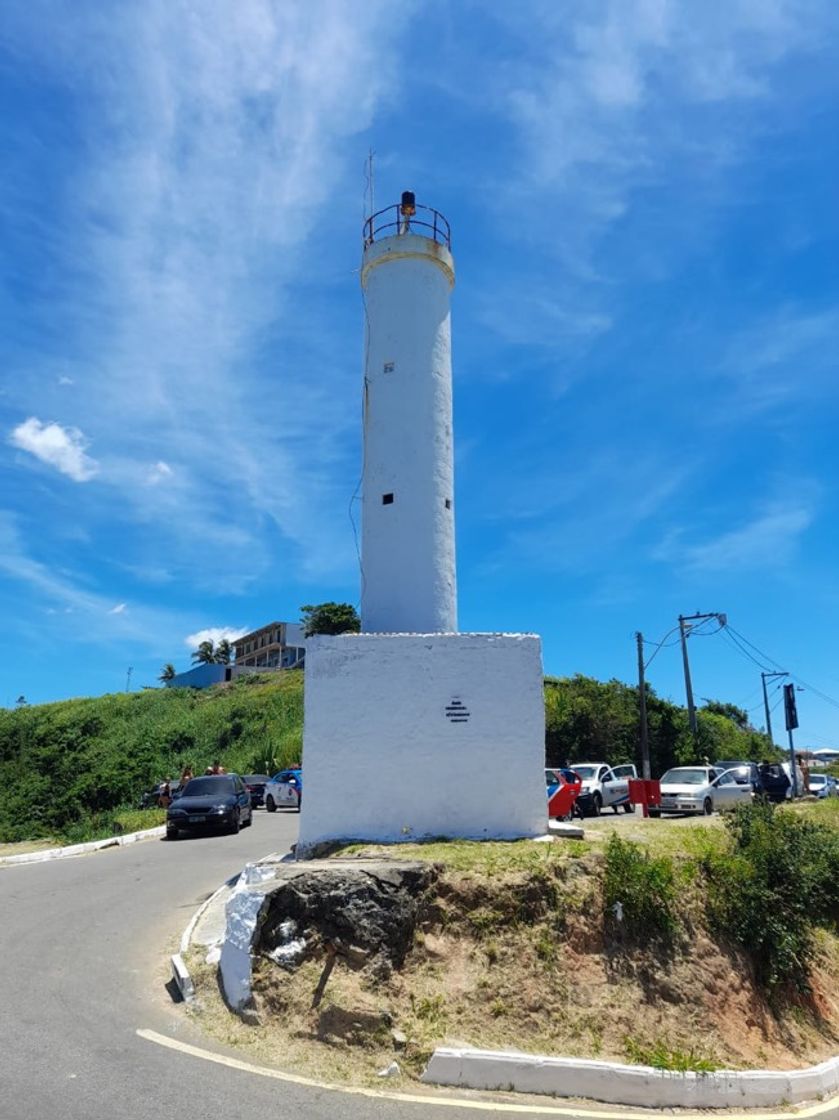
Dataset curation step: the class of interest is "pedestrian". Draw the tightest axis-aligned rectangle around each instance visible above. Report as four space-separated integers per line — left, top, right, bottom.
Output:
211 760 226 775
180 765 194 785
158 777 172 810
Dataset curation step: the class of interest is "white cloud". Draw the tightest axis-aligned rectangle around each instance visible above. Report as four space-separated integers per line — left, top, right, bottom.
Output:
9 417 99 482
58 376 74 386
184 626 248 650
108 602 127 615
146 460 173 485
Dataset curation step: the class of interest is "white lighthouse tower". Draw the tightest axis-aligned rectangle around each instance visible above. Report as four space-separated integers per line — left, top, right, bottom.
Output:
297 193 546 853
360 193 457 634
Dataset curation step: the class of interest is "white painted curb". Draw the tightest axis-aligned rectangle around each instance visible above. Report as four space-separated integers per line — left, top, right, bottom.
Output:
180 879 235 956
422 1047 839 1109
170 953 195 1003
0 825 165 866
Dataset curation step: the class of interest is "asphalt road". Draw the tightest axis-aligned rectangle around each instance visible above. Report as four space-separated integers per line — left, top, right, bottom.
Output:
1 811 525 1120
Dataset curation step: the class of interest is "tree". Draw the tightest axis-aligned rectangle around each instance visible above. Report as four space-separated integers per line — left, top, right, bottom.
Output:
701 699 750 729
15 695 28 708
191 640 216 665
300 602 360 637
214 639 233 665
158 664 176 682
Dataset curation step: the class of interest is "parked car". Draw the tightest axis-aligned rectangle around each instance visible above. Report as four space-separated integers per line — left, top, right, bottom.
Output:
808 773 836 799
759 761 806 801
715 760 764 795
242 773 270 808
650 766 752 817
573 762 637 816
165 774 253 839
264 768 302 812
545 768 583 820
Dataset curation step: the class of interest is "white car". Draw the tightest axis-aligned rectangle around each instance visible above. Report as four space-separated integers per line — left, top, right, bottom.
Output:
808 773 836 799
264 768 302 813
651 765 752 817
573 762 637 816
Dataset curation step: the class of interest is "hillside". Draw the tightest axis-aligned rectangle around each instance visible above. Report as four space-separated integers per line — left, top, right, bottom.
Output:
0 673 304 843
0 671 771 845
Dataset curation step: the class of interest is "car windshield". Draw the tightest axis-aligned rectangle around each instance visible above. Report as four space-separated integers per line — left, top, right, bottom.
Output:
243 775 267 784
810 775 826 786
182 777 234 796
573 766 599 779
660 768 708 785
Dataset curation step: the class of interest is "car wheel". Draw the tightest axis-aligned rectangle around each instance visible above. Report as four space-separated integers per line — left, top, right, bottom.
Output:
266 795 276 813
591 793 602 817
623 802 634 814
648 809 660 818
296 793 302 813
229 812 241 834
166 828 180 841
703 797 713 815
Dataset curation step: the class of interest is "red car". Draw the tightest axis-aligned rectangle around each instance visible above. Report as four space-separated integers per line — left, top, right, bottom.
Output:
546 768 583 820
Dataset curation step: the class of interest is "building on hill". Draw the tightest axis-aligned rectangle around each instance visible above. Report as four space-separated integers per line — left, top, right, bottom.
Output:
233 621 306 669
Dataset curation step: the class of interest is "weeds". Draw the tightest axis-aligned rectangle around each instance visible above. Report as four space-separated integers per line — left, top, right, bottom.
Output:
604 834 678 943
624 1035 719 1072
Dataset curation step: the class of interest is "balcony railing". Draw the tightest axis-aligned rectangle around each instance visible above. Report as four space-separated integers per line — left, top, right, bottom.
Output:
363 203 451 249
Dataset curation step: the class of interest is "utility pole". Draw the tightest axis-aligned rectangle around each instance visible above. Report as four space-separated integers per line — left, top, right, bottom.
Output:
678 612 726 738
126 666 133 692
761 670 788 749
636 632 650 779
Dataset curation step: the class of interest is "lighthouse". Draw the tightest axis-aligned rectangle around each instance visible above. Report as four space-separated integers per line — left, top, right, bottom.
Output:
360 192 456 634
297 193 546 853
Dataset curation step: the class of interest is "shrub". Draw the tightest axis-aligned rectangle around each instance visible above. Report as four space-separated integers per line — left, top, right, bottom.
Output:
604 834 678 942
705 800 839 993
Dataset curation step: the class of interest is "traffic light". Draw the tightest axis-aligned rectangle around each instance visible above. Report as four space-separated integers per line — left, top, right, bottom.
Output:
783 683 799 731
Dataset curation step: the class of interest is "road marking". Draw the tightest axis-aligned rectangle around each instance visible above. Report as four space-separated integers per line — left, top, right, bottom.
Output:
136 1030 839 1118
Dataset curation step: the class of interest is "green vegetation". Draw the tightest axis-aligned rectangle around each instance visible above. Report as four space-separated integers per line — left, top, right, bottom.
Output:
603 833 678 943
300 601 360 637
705 800 839 993
623 1036 719 1072
0 673 303 844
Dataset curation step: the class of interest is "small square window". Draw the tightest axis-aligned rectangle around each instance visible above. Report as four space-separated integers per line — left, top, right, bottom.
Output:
383 361 395 373
445 499 452 509
382 493 394 505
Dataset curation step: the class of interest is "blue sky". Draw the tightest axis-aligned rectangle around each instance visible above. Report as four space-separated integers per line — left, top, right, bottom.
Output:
2 1 839 748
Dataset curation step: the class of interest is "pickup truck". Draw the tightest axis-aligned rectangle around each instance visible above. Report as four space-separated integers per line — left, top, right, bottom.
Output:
572 762 637 816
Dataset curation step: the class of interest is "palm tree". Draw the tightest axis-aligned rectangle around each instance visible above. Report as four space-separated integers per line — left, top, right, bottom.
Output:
214 638 232 665
158 663 176 682
191 640 216 665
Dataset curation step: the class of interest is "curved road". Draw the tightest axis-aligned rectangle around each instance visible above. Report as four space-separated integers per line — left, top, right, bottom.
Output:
0 813 565 1120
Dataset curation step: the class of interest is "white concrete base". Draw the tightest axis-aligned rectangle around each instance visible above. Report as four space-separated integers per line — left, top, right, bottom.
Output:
422 1046 839 1109
298 632 546 851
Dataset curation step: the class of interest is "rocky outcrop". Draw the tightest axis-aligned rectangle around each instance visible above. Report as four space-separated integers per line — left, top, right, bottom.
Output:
257 859 438 974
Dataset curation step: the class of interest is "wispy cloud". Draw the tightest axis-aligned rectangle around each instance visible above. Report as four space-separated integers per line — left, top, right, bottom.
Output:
9 417 99 482
184 626 248 650
108 602 127 615
4 0 413 579
655 498 815 573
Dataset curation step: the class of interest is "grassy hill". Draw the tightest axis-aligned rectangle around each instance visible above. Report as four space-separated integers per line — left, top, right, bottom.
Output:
0 673 304 843
0 670 772 845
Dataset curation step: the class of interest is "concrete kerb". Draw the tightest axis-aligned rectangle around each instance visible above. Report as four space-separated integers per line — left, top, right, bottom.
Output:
0 825 165 866
422 1048 839 1110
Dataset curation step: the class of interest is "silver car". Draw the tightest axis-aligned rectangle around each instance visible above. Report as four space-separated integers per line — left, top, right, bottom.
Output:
650 765 753 817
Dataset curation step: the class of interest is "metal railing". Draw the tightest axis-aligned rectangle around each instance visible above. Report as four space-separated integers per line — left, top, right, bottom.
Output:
363 203 451 249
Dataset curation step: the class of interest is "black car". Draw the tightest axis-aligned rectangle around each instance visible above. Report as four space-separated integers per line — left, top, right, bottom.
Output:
758 763 791 803
242 774 270 809
165 775 253 840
